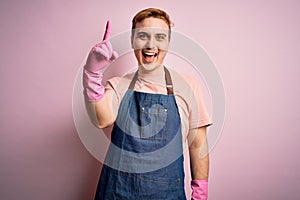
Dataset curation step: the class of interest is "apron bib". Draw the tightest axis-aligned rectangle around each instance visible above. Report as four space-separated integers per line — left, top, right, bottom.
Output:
95 67 186 200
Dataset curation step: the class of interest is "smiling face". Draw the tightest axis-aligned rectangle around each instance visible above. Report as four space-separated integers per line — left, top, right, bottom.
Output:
131 17 170 72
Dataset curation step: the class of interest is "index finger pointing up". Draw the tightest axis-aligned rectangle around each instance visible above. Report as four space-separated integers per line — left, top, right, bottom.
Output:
102 20 111 41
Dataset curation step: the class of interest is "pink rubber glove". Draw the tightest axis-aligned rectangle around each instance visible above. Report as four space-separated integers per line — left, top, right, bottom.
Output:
83 20 118 102
191 180 208 200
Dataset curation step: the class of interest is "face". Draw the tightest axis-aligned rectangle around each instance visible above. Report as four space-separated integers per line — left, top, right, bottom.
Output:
131 17 170 72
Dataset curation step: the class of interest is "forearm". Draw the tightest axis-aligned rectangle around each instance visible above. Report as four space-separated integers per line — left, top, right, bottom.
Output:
94 95 116 128
189 146 209 180
84 96 116 129
188 127 209 200
188 127 209 180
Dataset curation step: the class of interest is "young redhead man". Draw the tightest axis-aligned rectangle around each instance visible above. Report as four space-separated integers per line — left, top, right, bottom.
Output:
83 8 212 200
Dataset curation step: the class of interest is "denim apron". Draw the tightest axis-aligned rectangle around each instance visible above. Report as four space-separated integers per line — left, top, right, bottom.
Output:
95 67 186 200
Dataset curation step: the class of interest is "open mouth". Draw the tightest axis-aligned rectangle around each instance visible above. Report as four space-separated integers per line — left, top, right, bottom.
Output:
142 51 158 63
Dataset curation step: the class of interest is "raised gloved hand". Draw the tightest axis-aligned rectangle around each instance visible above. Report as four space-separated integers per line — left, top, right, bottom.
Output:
83 20 118 102
191 180 208 200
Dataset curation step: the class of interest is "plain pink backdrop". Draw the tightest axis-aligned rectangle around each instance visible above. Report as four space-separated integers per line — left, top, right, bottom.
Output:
1 0 300 199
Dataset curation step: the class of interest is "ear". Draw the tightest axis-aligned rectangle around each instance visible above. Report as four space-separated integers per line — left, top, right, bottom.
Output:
130 29 136 49
130 35 134 49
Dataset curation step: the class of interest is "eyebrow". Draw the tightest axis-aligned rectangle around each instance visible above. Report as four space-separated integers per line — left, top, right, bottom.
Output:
136 31 167 37
156 33 167 37
137 31 149 35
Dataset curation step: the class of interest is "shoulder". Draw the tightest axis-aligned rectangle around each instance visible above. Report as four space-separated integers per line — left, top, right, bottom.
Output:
106 72 135 90
167 68 203 95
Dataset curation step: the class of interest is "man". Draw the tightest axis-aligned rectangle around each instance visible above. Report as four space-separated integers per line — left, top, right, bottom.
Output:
83 8 212 200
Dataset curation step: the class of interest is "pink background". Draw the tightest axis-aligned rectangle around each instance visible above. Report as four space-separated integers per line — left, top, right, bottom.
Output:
1 0 300 199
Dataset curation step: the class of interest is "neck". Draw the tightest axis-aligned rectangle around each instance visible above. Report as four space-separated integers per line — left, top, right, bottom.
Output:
138 63 164 74
138 64 165 83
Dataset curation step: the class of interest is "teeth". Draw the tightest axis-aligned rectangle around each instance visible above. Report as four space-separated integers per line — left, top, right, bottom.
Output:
144 52 156 56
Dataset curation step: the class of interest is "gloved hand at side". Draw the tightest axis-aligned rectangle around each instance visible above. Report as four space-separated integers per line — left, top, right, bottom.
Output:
191 179 208 200
83 20 118 102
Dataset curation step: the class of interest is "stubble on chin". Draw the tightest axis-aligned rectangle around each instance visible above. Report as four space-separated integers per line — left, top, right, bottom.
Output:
139 63 164 73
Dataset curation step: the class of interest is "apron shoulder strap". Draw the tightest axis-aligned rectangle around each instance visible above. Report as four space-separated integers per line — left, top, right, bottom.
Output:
164 67 174 95
128 71 139 91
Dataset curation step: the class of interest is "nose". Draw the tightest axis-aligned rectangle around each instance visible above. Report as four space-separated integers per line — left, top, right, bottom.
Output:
145 36 156 49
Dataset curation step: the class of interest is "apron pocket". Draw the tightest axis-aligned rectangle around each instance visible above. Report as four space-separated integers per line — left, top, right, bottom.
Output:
140 104 168 140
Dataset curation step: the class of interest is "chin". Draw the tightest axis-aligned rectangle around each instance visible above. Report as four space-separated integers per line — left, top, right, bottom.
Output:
139 63 163 72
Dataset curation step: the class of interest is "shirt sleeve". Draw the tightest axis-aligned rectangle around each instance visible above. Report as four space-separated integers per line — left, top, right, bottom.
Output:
185 75 212 129
104 74 134 109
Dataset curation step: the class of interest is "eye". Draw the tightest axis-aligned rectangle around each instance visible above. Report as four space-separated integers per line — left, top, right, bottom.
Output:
156 34 167 41
137 33 148 40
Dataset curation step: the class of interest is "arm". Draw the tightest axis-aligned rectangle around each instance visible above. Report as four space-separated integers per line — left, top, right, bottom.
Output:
83 20 118 128
94 88 117 128
188 126 209 200
84 89 117 128
188 126 209 180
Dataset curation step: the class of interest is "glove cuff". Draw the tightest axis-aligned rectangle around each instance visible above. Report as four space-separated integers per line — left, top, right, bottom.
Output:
191 180 208 200
83 68 105 102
